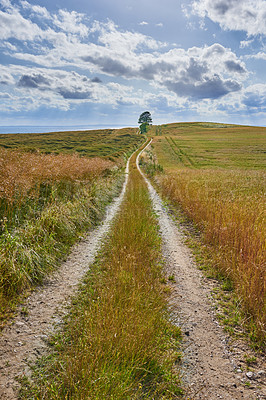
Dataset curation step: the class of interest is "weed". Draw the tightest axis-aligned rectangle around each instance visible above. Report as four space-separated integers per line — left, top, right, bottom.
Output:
244 354 257 366
138 146 164 177
168 275 176 282
20 306 29 317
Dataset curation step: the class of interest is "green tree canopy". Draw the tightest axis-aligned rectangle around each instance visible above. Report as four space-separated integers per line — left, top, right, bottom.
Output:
138 111 152 125
138 111 152 134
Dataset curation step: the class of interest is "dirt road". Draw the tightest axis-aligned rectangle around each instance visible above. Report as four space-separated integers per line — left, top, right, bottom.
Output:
0 144 265 399
138 143 266 400
0 158 131 400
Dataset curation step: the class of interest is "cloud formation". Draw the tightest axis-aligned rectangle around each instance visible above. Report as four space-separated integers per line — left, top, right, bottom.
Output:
58 89 91 99
81 41 246 99
0 1 246 103
0 0 265 125
225 60 246 73
165 75 241 99
190 0 266 36
91 77 102 83
246 51 266 60
0 63 145 113
0 1 43 40
18 74 50 88
243 84 266 109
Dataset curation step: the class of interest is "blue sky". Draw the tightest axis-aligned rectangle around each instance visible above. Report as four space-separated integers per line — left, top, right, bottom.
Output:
0 0 266 127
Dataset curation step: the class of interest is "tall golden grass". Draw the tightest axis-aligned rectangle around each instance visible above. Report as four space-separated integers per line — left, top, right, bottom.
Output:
0 148 119 326
0 148 114 203
156 169 265 341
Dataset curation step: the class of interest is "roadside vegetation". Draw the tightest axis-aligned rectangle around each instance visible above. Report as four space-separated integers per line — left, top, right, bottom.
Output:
0 129 144 328
21 142 183 400
146 122 265 345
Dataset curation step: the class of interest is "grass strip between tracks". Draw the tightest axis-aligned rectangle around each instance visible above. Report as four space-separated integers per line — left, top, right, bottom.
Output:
21 140 183 399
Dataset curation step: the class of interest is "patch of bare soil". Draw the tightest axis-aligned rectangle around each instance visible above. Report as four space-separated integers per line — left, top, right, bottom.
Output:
137 147 265 400
0 161 130 400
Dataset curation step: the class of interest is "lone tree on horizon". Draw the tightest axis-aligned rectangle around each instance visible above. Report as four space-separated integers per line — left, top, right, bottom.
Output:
138 111 152 134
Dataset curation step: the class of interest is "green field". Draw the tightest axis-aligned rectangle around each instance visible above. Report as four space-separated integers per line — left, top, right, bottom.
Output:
151 122 265 169
0 127 143 160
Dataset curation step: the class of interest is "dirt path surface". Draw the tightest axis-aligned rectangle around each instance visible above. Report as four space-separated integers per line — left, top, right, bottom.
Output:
0 160 131 400
137 145 266 400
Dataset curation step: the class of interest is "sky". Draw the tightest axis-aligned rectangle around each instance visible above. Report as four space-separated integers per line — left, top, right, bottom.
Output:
0 0 266 127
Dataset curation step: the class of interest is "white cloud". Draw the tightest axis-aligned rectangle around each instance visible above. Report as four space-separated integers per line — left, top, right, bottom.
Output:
0 64 145 111
1 0 263 121
193 83 266 117
0 69 15 85
1 7 247 101
21 1 51 19
94 20 163 52
0 0 12 11
52 9 89 37
240 39 254 48
0 92 11 98
139 21 148 26
3 0 245 104
0 1 89 50
5 17 165 70
1 40 17 51
0 5 43 40
189 0 266 36
246 51 266 60
242 84 266 109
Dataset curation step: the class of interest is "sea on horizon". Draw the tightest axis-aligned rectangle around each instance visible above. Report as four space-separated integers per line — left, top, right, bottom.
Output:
0 125 127 134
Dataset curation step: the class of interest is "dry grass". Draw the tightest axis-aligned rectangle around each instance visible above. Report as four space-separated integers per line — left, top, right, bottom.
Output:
0 148 114 203
157 170 265 340
0 148 121 326
148 122 266 343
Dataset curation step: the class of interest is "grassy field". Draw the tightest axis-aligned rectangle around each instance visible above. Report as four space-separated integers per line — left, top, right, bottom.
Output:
0 128 145 327
150 122 265 170
148 122 265 343
0 127 143 160
21 141 182 400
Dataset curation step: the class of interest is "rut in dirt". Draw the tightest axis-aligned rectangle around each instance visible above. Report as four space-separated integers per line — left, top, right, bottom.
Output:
0 158 131 400
137 143 266 400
